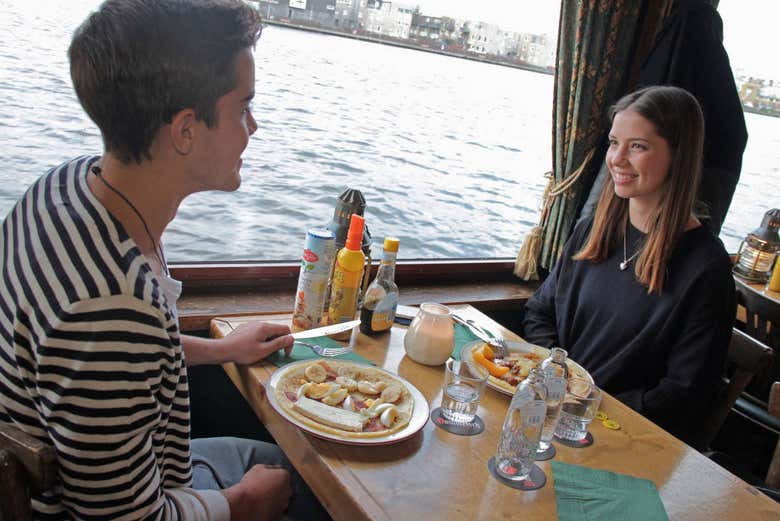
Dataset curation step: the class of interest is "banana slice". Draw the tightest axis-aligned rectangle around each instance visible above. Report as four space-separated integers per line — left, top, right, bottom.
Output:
306 382 336 399
337 366 361 380
380 383 402 403
322 388 348 406
341 395 355 412
335 376 358 392
380 406 399 427
305 363 327 383
357 380 387 395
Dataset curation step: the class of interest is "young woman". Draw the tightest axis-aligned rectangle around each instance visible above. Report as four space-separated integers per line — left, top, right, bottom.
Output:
523 86 736 444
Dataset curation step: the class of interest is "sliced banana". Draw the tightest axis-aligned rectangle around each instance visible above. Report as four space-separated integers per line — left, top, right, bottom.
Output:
335 376 358 392
379 406 399 427
341 395 355 412
357 380 387 395
322 388 348 406
337 366 360 380
306 382 336 399
304 363 327 383
380 383 402 403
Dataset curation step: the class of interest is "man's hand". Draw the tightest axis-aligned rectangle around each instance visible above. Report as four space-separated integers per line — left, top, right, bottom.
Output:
222 464 292 521
222 321 295 365
182 322 294 366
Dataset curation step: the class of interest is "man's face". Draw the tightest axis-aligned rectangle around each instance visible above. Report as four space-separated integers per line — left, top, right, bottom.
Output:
191 47 257 193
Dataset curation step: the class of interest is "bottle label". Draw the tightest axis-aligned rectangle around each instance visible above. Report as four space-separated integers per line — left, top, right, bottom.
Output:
370 295 397 331
521 400 546 428
545 376 566 404
292 230 335 331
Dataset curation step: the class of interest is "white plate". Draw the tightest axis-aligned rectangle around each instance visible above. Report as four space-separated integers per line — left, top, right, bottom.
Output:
459 340 593 396
266 360 429 445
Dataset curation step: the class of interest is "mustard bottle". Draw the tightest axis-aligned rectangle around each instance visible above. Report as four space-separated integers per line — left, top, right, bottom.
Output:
327 214 366 338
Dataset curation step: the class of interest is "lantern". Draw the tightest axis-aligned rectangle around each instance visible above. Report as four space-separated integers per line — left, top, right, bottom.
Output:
733 209 780 283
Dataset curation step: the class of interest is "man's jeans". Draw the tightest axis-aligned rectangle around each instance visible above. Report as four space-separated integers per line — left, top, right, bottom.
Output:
191 437 331 520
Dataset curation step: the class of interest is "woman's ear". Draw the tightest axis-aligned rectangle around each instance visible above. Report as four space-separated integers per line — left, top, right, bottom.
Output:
169 108 198 155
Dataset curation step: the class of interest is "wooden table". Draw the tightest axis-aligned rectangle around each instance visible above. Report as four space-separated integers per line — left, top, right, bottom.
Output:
210 305 780 521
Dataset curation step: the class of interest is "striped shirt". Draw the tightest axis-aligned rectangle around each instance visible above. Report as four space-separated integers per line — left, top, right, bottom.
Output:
0 157 228 520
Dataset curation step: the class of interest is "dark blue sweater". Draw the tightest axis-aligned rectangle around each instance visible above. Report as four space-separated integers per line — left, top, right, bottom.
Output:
523 218 735 442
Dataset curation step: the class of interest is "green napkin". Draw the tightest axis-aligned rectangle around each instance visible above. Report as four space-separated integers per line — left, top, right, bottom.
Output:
451 323 481 360
552 461 669 521
265 336 373 367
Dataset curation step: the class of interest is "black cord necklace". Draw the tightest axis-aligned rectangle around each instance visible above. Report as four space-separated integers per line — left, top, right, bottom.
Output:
91 165 167 269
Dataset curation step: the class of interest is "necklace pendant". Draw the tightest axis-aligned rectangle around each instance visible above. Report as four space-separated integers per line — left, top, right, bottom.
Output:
620 260 629 271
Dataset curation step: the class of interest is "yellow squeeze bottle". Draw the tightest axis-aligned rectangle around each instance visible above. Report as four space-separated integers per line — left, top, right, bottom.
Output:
327 214 365 339
770 260 780 292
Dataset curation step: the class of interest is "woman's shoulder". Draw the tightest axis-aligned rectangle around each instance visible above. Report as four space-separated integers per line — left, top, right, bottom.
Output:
677 224 734 277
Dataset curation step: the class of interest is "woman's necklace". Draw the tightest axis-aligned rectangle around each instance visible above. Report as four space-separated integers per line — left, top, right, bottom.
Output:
620 220 641 271
91 165 167 270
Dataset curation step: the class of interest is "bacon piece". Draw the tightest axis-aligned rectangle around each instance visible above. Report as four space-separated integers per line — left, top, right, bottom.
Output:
364 417 384 432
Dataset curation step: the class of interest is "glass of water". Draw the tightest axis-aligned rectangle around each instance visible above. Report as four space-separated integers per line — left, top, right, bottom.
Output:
554 378 602 442
439 358 489 423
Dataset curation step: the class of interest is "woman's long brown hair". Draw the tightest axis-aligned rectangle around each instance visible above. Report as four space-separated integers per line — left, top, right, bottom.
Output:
573 86 705 293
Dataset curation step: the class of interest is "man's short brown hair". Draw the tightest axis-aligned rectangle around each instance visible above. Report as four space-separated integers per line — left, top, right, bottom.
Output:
69 0 262 164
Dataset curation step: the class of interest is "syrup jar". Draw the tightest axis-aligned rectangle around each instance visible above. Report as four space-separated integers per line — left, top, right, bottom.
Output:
403 303 454 366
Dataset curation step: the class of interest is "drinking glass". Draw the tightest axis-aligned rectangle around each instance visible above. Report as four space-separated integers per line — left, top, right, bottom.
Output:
554 378 602 441
439 358 489 423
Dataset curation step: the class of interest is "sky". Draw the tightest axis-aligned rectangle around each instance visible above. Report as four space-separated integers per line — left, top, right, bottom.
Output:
718 0 779 81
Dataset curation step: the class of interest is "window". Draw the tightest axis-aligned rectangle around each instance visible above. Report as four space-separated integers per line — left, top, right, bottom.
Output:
0 0 560 262
718 1 780 253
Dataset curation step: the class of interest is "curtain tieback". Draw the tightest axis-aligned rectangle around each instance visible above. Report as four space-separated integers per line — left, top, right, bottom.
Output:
514 148 596 281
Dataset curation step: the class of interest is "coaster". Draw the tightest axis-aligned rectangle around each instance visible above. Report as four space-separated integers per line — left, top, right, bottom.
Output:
534 443 556 461
430 407 485 436
553 431 594 448
487 457 547 490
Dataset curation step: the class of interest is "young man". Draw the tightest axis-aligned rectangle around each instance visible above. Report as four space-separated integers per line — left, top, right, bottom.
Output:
0 1 327 519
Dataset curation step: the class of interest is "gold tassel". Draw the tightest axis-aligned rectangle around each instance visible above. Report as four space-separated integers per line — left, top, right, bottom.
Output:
514 224 544 280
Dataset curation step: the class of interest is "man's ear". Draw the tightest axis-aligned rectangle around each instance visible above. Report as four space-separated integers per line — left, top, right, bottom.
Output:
169 109 198 155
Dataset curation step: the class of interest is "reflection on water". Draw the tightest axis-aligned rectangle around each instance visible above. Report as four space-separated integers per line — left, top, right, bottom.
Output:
0 0 776 260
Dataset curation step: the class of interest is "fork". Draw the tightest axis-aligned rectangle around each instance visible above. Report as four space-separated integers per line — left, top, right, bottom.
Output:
488 336 509 358
294 340 352 358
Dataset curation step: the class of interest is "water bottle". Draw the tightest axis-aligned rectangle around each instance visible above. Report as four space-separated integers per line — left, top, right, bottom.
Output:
495 367 547 480
538 347 569 452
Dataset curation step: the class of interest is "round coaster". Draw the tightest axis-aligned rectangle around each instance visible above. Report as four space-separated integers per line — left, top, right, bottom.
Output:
534 443 556 461
553 431 594 448
487 457 547 490
430 407 485 436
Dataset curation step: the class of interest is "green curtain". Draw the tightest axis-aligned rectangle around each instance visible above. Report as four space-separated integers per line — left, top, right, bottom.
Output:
515 0 670 279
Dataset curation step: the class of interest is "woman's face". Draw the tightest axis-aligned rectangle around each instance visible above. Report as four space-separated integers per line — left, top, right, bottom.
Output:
606 109 672 211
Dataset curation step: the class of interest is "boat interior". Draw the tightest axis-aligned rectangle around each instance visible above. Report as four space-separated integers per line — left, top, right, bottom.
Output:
173 0 780 503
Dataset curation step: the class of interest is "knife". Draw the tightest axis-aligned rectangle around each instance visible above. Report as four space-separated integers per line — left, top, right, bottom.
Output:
291 320 361 340
451 314 494 345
